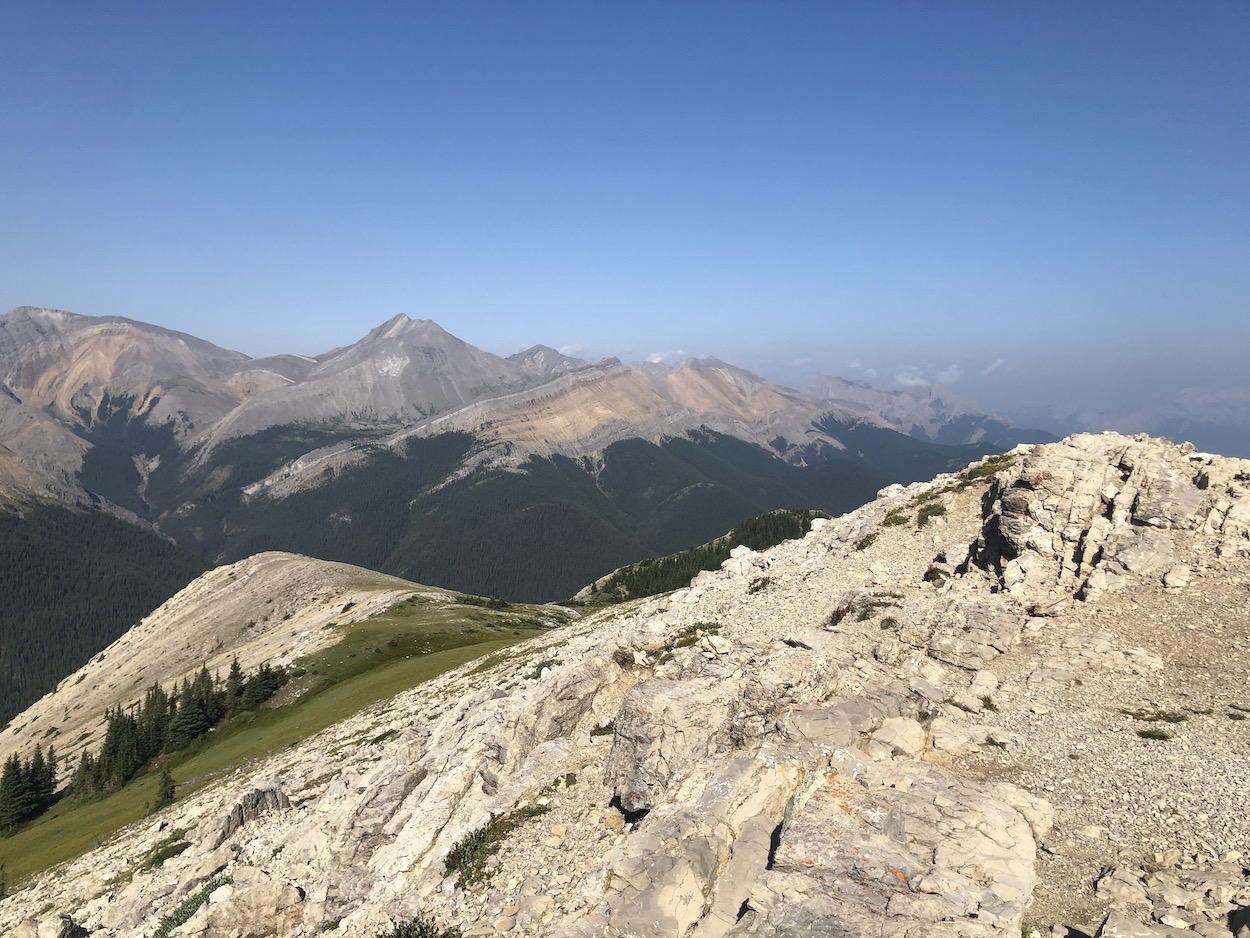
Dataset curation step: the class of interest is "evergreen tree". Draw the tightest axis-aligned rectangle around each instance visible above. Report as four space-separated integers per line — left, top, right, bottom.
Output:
0 754 25 830
28 745 49 810
136 684 170 761
166 683 209 753
69 750 94 800
226 657 245 712
151 764 176 813
44 744 57 802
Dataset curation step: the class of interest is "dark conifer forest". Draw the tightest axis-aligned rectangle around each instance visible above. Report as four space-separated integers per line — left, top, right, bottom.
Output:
0 503 206 725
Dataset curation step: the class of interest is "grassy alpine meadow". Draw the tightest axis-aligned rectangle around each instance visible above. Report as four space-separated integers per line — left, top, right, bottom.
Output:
0 592 566 887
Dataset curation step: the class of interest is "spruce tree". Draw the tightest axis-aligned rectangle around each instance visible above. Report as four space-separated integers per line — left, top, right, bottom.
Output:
226 657 245 713
0 754 23 830
28 745 48 811
151 764 176 813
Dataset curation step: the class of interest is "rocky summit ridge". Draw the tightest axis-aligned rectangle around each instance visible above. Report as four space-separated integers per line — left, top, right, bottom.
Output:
3 431 1249 938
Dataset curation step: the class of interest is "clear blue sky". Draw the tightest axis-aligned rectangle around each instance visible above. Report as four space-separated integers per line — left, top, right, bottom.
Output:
2 2 1247 417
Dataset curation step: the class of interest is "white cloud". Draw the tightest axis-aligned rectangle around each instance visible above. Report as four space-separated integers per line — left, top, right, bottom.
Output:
935 364 962 384
980 358 1006 376
846 359 877 380
647 349 687 364
895 368 929 388
558 343 589 357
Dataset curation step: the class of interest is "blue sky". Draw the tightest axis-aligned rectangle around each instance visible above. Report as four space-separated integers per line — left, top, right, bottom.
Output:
2 2 1247 419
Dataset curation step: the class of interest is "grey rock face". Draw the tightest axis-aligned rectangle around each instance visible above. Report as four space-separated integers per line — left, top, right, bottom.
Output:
606 677 741 813
975 432 1250 603
211 786 292 849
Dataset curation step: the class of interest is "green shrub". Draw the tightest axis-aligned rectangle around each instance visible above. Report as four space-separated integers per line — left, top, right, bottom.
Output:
1137 727 1172 740
524 658 561 680
882 509 910 527
954 453 1018 488
445 804 550 888
140 829 190 870
916 503 947 527
854 533 878 551
152 876 231 938
373 915 464 938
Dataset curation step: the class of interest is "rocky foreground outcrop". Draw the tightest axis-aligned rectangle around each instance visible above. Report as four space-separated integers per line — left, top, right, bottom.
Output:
3 432 1249 938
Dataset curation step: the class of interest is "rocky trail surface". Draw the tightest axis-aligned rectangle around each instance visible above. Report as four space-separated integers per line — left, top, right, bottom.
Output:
3 432 1248 938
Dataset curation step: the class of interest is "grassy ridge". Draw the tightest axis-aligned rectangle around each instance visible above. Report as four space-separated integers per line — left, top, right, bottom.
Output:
0 594 561 886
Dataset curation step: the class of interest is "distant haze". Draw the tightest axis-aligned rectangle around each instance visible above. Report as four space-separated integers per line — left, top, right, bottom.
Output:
2 4 1246 450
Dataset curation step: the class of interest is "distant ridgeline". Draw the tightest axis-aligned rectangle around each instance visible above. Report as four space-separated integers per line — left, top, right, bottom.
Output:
582 508 830 604
142 428 942 603
0 502 207 726
0 659 289 835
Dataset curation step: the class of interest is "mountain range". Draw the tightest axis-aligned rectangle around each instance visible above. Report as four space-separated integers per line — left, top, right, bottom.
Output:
0 306 1056 543
0 305 1054 722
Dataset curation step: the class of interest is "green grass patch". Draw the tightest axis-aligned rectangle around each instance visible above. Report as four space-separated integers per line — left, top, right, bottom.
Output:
523 658 561 681
1136 727 1172 741
916 503 947 527
882 509 910 527
0 600 553 887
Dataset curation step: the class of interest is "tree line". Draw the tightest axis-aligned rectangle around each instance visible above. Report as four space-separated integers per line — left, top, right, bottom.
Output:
591 508 829 603
1 658 290 834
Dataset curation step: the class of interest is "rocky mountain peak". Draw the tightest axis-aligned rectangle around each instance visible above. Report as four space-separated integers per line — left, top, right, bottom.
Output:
507 344 590 377
5 431 1247 938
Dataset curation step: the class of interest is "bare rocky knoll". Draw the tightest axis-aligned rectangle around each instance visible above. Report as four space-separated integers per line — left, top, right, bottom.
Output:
0 553 427 769
3 432 1248 938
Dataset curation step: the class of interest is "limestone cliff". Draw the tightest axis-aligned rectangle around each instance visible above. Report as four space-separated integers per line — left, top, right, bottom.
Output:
2 432 1248 938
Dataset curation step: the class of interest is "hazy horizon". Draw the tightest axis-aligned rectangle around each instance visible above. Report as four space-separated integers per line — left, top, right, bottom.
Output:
3 3 1246 448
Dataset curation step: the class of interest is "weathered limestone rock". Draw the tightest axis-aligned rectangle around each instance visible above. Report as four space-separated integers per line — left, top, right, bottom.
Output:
871 716 927 756
12 915 88 938
974 433 1250 602
606 676 741 813
211 785 292 848
728 760 1043 937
